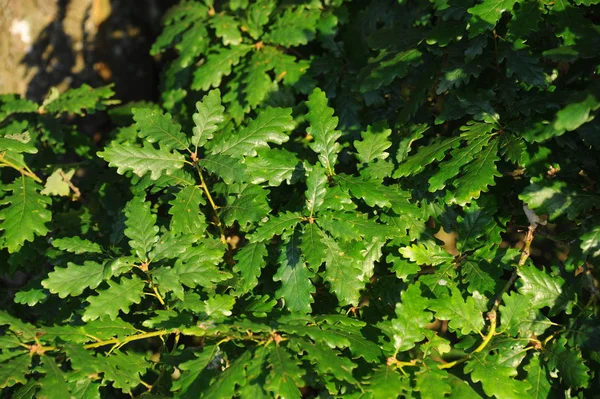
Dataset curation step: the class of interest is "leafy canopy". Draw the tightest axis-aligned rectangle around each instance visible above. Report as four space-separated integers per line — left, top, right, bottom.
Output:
1 0 599 397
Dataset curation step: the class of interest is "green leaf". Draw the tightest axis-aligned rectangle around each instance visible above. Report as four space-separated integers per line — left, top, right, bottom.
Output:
38 356 69 399
221 184 270 228
322 234 364 306
517 264 564 310
102 350 149 394
451 140 501 205
233 242 268 294
244 51 275 109
202 350 250 399
520 180 600 221
244 0 276 39
204 294 236 319
380 284 432 352
509 0 543 36
457 203 498 252
468 0 519 37
354 122 392 164
175 241 230 288
79 318 138 340
0 136 37 154
245 148 303 186
14 288 48 307
465 352 531 399
274 231 315 313
152 267 184 300
44 84 113 115
428 122 495 192
13 380 39 399
461 258 499 295
299 224 328 274
359 49 422 92
524 354 551 399
429 287 484 335
40 168 74 197
83 276 146 321
175 24 209 68
306 88 342 176
300 339 357 384
51 236 102 254
399 242 454 266
0 95 38 119
362 366 409 399
171 345 219 397
192 89 224 148
124 198 159 260
0 354 30 389
97 143 185 180
0 177 51 253
393 136 462 178
199 153 247 184
499 292 532 336
315 321 382 362
335 174 398 209
191 45 252 91
553 92 599 133
209 107 293 157
265 345 305 399
305 164 327 216
42 261 105 298
249 211 303 242
133 108 189 151
414 364 452 399
210 14 242 46
265 7 320 47
501 46 547 87
168 186 207 236
581 223 600 258
544 337 590 388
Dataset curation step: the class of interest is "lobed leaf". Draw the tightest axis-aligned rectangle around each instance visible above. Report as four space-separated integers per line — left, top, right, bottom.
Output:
133 108 189 151
306 88 342 176
97 143 186 180
209 107 293 157
0 177 51 253
83 276 146 321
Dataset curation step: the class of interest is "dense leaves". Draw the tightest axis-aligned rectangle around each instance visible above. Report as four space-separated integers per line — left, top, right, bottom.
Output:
1 0 599 397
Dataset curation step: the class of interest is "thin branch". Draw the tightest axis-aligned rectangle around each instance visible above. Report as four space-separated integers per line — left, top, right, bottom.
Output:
151 283 167 307
83 329 173 350
491 224 537 314
0 152 43 183
193 161 226 243
58 169 83 201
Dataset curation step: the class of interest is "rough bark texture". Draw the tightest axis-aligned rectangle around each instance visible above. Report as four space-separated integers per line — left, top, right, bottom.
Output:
0 0 165 102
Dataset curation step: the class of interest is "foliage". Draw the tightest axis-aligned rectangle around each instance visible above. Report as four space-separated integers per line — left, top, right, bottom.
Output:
1 0 599 397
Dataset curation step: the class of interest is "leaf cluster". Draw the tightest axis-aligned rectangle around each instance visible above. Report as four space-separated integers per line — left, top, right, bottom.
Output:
1 0 599 398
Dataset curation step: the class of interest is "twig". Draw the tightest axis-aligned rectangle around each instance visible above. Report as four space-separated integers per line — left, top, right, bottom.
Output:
491 224 537 314
0 152 43 183
193 161 226 244
83 329 173 350
58 169 83 201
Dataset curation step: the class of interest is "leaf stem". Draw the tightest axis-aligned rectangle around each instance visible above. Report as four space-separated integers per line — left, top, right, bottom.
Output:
491 224 537 314
438 310 497 370
0 152 43 183
474 310 496 353
151 284 166 307
193 161 226 243
58 169 83 201
83 329 173 350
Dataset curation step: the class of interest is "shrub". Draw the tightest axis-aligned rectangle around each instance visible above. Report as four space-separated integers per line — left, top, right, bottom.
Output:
1 0 599 397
